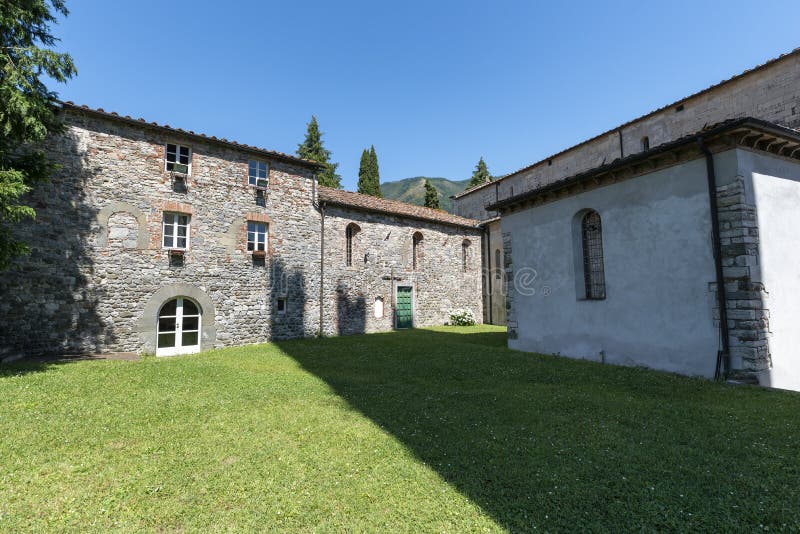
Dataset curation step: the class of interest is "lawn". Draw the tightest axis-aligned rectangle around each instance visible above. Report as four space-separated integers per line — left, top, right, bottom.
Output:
1 326 799 532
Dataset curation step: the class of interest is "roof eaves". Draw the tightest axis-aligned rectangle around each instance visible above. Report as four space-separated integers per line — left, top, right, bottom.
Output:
59 101 326 171
458 47 800 199
486 117 800 211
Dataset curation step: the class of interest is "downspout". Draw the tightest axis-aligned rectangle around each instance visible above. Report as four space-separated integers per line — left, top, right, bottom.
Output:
485 225 493 325
319 200 326 337
698 137 731 379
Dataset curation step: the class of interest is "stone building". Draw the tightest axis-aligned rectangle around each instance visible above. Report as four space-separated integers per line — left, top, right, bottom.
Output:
453 48 800 391
0 103 482 359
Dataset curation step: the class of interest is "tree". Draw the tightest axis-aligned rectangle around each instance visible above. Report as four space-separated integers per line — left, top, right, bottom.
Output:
0 0 76 270
369 145 382 198
357 144 381 197
424 179 440 209
468 156 493 188
297 116 341 189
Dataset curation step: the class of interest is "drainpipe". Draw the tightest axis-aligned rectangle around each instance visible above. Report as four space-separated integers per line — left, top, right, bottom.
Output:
698 137 731 379
319 200 326 337
485 225 493 325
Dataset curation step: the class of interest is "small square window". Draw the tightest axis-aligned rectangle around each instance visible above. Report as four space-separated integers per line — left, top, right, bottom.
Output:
247 221 268 251
163 212 190 249
166 143 191 174
276 298 286 314
248 160 268 188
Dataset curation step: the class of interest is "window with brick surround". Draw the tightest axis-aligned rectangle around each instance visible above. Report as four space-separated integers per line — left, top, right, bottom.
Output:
581 210 606 300
163 212 190 249
166 144 191 174
247 221 268 251
248 160 268 188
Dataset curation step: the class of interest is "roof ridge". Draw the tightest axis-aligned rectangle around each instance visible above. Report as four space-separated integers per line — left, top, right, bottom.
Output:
318 186 480 228
455 47 800 198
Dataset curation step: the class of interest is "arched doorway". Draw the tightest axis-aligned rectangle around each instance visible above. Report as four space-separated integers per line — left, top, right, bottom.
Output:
156 297 202 356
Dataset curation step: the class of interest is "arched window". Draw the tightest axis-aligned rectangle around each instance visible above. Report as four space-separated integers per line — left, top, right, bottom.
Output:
581 210 606 300
461 239 471 272
373 297 384 318
495 248 502 279
157 297 201 356
412 232 423 270
641 136 650 151
345 223 360 267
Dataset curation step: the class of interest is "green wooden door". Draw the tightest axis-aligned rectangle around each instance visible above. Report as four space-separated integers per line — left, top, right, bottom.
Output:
396 286 413 329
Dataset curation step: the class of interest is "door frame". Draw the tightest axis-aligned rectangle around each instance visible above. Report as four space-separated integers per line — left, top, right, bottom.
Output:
394 283 415 330
156 296 202 357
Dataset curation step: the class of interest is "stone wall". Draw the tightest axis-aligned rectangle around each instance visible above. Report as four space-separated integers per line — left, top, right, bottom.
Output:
322 206 483 335
714 176 771 376
0 109 321 357
0 108 483 358
454 51 800 221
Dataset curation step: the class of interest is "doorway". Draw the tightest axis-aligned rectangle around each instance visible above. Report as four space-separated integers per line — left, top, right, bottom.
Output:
156 297 201 356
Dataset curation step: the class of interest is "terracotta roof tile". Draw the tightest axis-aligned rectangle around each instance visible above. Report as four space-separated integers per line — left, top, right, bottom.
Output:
318 187 480 229
59 101 325 171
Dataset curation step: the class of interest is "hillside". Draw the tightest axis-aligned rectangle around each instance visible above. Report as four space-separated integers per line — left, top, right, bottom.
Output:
380 177 471 213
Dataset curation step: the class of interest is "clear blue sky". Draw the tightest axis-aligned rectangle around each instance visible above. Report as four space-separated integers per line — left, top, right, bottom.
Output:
51 1 798 190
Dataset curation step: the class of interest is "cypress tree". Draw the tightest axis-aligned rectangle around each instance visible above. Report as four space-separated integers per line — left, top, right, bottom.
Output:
369 145 382 197
468 157 493 188
297 116 341 189
357 148 372 195
356 145 382 197
424 179 440 209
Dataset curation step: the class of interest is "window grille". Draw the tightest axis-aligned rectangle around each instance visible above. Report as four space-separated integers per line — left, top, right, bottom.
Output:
581 210 606 299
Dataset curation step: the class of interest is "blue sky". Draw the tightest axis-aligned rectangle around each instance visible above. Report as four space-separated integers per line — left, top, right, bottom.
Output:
52 1 798 190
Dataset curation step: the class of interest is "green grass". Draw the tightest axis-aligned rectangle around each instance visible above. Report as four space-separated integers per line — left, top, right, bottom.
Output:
1 326 799 532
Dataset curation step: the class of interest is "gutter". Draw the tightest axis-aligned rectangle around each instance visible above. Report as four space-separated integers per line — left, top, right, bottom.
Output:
698 138 731 379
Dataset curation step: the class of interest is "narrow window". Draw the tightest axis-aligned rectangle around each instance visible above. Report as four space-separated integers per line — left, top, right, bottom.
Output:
276 298 287 315
373 297 384 318
166 143 191 174
345 223 360 267
641 136 650 151
248 160 268 188
412 232 423 270
247 221 268 251
462 239 471 272
162 212 190 249
581 210 606 300
495 248 502 279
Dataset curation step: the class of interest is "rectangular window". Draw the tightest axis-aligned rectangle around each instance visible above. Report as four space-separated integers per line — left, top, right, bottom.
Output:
247 221 268 251
163 212 190 249
248 160 268 187
166 143 191 174
276 298 286 315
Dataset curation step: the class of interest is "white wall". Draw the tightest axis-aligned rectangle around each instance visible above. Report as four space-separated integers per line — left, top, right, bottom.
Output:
504 156 723 377
742 151 800 390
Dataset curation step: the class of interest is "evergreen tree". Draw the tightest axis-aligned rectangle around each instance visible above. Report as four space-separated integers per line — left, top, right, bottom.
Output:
357 148 372 195
468 157 493 188
1 0 77 270
424 179 440 209
356 145 382 197
297 116 341 188
368 145 382 197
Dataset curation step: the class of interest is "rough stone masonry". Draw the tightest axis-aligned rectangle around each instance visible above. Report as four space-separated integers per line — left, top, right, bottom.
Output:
0 104 482 358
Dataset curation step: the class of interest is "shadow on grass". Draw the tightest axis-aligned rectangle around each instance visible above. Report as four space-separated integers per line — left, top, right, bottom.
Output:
276 327 800 531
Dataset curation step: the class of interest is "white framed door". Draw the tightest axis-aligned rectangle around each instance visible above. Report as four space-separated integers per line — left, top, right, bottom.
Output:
156 297 201 356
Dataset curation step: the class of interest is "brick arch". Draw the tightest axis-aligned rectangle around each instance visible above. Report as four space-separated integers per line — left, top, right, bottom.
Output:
135 284 217 354
97 201 148 249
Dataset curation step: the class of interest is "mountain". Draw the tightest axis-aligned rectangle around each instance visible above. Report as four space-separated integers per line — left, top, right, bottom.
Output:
380 177 471 213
